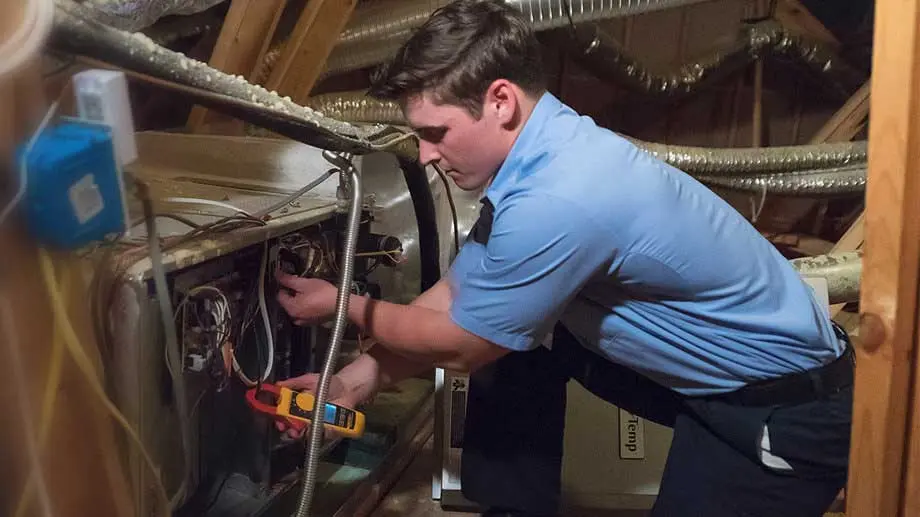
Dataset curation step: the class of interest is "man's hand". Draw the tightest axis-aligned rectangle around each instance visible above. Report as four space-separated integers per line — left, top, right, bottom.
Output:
275 271 338 325
275 369 372 439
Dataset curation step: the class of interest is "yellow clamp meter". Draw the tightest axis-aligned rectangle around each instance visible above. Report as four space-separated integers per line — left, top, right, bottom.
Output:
246 383 366 439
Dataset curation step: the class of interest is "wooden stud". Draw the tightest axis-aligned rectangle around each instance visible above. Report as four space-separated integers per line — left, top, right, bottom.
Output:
186 0 288 133
265 0 358 104
847 0 920 514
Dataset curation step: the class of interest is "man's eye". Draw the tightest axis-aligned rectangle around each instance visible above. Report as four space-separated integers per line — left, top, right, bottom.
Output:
418 127 447 144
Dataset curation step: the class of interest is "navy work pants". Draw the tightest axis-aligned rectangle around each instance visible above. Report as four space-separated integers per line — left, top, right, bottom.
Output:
460 324 853 517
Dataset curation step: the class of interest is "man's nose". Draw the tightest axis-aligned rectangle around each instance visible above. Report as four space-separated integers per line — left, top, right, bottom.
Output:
418 140 441 166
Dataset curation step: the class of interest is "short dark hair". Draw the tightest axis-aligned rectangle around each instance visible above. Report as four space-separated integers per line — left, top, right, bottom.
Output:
368 0 546 118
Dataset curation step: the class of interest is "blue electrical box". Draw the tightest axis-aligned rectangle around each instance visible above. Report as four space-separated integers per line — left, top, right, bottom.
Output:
16 121 128 249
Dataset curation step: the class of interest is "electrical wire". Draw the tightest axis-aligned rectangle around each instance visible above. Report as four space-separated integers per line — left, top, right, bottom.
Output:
0 0 54 79
230 242 275 386
0 100 59 227
13 262 71 517
37 249 170 517
162 197 255 217
141 184 195 509
3 288 55 517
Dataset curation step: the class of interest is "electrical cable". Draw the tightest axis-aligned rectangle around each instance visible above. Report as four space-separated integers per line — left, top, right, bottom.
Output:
250 169 337 219
0 0 54 79
162 197 255 217
36 249 170 517
3 288 56 517
0 100 59 227
13 262 71 517
140 183 195 509
230 242 274 386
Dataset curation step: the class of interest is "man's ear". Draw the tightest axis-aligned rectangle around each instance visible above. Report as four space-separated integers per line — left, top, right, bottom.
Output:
484 79 517 127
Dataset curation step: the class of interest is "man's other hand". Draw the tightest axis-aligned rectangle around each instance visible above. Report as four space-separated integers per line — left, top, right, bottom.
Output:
275 373 364 440
275 271 337 325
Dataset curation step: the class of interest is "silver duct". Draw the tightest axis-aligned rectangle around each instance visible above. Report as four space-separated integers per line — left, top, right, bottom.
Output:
790 251 862 305
325 0 717 76
51 1 417 158
700 165 866 197
307 92 407 126
634 139 867 176
305 90 867 178
563 20 865 99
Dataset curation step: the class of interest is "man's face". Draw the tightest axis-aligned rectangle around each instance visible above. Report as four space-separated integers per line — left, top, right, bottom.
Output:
404 92 508 191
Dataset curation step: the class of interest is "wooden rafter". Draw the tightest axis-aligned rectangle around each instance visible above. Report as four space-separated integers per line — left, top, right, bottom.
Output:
186 0 287 133
265 0 358 104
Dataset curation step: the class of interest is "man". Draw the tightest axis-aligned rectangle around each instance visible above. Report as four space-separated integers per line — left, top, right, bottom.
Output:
275 1 853 516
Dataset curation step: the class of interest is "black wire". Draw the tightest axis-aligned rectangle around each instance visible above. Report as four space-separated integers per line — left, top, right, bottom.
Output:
433 163 461 256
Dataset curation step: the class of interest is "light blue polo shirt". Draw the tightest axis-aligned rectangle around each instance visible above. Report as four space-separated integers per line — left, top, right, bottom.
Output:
448 92 842 396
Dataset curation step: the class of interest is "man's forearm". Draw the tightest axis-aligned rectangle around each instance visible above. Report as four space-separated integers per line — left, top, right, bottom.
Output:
339 344 432 399
346 294 503 371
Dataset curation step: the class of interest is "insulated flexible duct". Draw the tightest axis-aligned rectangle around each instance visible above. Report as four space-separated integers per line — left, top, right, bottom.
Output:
790 251 862 305
51 1 418 159
305 91 867 179
325 0 716 75
563 20 865 99
700 165 866 197
79 0 227 31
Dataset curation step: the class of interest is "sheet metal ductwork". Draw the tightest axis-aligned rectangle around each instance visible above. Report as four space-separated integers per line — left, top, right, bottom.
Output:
562 20 865 99
790 251 862 305
325 0 716 76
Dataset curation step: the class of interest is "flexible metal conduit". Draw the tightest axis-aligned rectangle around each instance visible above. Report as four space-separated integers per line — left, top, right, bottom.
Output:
562 20 865 99
325 0 716 75
296 152 363 517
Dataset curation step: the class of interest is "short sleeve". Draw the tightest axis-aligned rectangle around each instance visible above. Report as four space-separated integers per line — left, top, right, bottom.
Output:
449 193 615 351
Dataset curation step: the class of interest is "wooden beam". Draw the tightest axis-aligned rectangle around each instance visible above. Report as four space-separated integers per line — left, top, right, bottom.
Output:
847 0 920 514
810 81 871 145
186 0 287 133
265 0 358 104
774 0 839 46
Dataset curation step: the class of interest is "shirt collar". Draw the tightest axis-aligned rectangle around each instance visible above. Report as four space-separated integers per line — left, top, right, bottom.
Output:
483 91 563 206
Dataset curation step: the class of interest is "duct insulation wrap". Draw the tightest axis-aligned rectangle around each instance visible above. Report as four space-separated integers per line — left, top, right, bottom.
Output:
325 0 717 75
790 251 862 305
51 1 418 158
564 20 865 99
79 0 227 31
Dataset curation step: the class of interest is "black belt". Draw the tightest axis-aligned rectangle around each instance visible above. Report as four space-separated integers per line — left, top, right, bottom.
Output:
709 323 855 407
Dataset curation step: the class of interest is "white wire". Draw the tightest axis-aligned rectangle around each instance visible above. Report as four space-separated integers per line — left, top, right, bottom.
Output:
2 293 56 517
0 100 60 227
162 197 255 217
231 242 274 386
0 0 55 80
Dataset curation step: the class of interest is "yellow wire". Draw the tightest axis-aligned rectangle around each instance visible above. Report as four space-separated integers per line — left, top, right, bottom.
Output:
37 249 170 517
14 260 70 517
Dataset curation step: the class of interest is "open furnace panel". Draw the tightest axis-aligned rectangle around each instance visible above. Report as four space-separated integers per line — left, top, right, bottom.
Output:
109 212 401 517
